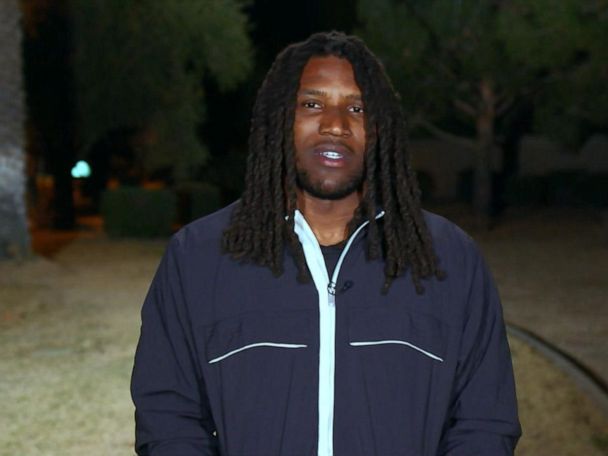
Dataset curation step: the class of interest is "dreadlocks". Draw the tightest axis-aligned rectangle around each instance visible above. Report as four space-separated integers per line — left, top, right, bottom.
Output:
222 31 444 294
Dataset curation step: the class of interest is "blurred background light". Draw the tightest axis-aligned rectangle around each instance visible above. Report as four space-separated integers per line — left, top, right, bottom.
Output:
71 160 91 179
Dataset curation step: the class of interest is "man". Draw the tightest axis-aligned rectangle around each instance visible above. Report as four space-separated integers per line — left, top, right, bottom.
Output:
131 31 521 455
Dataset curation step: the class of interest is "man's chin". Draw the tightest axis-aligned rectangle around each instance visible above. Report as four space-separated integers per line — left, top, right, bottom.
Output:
296 179 363 201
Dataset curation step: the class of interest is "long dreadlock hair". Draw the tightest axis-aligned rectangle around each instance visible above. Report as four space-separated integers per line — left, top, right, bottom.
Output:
222 31 444 294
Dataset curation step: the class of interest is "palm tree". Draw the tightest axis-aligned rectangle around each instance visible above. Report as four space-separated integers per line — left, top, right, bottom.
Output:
0 0 30 259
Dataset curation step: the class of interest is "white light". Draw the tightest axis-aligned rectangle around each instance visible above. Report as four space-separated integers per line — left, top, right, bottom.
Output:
71 160 91 179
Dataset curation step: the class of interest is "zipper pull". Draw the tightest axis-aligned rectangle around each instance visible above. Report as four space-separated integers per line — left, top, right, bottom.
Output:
327 282 336 307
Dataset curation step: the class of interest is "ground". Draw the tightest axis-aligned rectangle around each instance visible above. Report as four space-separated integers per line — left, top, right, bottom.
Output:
0 207 607 455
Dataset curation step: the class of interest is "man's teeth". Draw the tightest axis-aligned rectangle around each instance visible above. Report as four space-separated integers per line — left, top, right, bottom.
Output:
321 151 343 159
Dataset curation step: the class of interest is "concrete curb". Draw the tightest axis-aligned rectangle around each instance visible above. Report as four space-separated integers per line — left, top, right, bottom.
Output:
507 323 608 420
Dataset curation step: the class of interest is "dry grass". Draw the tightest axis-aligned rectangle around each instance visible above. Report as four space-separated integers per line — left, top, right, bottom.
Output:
1 210 607 455
0 240 164 456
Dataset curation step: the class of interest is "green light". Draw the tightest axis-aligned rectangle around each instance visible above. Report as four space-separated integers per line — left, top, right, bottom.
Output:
71 160 91 178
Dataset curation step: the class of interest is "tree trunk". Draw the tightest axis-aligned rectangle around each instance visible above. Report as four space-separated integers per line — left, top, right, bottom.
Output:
474 77 496 228
0 0 30 259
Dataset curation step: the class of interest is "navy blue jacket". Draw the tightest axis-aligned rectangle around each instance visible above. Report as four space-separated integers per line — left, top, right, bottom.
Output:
131 203 521 455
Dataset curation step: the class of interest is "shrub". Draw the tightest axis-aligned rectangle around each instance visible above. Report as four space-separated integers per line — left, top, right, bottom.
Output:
504 172 608 207
504 175 549 206
175 182 222 224
415 171 435 202
572 173 608 207
101 187 176 237
457 168 475 203
545 170 584 205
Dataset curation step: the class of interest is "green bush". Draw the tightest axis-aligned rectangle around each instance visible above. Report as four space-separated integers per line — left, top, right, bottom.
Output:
457 168 475 203
504 175 549 206
545 170 584 205
175 182 222 224
572 173 608 207
505 172 608 207
415 171 434 202
101 187 176 237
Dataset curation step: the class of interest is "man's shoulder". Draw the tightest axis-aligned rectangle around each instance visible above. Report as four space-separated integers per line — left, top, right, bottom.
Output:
421 209 484 278
422 209 476 252
171 200 238 249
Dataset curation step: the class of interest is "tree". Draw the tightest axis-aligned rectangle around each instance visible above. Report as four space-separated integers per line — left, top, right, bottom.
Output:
498 0 608 144
0 0 30 259
72 0 253 182
356 0 608 221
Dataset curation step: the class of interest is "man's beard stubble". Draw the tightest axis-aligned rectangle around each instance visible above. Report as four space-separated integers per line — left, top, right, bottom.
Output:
295 168 365 201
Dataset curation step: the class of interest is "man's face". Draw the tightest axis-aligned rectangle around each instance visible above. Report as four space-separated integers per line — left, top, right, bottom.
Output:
293 55 366 201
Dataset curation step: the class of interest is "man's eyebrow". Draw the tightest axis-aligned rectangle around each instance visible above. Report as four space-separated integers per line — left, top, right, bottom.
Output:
298 88 363 101
299 89 326 97
345 93 363 101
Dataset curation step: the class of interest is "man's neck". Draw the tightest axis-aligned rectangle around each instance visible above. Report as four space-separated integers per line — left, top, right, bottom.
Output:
296 190 361 246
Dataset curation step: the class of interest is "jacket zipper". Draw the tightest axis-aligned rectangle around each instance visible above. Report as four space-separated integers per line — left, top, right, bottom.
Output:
294 210 384 456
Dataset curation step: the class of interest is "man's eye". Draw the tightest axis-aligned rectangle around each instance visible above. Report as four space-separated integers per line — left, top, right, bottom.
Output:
350 105 364 114
302 101 321 109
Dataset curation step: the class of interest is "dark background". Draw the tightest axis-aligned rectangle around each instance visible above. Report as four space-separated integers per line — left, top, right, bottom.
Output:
16 0 608 239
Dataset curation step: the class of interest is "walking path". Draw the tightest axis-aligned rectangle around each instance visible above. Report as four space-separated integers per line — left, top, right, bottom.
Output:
468 207 608 393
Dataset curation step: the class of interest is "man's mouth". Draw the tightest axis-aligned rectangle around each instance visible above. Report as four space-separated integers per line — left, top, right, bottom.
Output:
320 151 344 160
313 142 351 157
310 142 352 168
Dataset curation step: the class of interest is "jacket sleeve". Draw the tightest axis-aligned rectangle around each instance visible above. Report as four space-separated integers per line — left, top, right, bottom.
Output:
438 242 522 455
131 236 219 456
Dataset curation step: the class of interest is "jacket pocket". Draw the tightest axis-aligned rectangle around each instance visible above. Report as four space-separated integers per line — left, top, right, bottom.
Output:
200 310 317 454
208 341 307 364
350 339 443 362
348 306 447 363
342 306 451 455
203 310 312 365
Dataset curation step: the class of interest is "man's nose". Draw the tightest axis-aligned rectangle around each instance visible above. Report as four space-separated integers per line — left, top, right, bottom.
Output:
319 107 351 137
